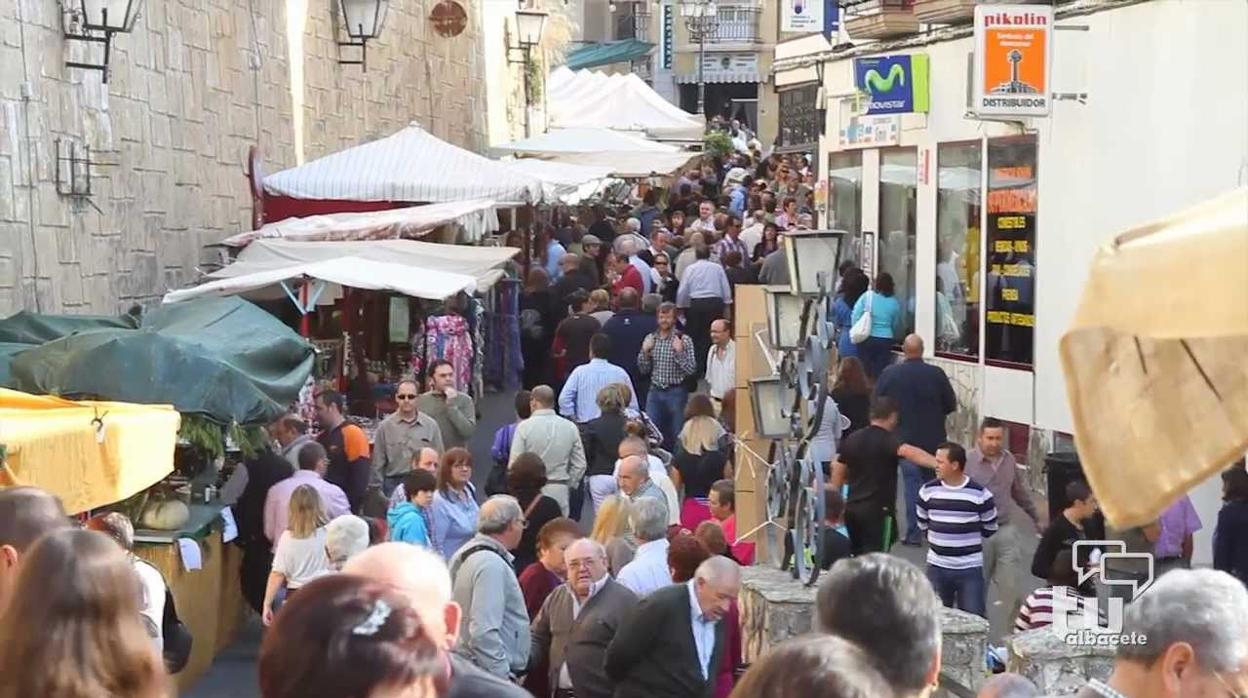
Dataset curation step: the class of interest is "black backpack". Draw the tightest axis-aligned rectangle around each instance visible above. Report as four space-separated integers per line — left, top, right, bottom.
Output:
162 586 193 673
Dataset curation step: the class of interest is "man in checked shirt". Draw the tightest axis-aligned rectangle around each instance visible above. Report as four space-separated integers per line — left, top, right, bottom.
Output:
637 302 697 452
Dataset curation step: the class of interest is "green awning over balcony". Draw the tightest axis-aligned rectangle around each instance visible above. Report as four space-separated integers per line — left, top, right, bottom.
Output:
565 39 654 71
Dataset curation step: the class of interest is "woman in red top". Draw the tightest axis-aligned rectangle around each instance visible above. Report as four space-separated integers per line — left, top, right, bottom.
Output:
518 517 581 698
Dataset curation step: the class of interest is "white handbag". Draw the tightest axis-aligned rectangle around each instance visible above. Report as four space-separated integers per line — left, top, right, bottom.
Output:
849 291 874 344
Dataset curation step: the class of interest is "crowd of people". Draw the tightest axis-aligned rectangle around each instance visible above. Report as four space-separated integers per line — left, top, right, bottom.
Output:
2 482 1246 698
2 155 1248 697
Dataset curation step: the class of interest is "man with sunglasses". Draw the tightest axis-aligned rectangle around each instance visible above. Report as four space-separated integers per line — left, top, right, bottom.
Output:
1074 568 1248 698
373 379 444 497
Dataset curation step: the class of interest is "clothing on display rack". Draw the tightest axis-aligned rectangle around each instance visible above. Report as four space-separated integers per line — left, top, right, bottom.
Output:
422 314 473 392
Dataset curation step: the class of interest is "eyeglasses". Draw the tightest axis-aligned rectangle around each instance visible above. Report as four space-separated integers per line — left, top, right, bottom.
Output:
1216 672 1247 698
396 394 417 400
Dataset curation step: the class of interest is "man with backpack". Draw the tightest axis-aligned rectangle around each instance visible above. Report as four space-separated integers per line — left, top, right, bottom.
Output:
448 495 531 680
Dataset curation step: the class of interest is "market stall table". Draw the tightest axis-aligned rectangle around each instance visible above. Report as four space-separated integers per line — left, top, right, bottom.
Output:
133 500 247 693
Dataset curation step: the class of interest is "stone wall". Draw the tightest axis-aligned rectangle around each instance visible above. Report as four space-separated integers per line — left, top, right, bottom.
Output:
1006 628 1113 695
738 565 991 693
0 0 486 315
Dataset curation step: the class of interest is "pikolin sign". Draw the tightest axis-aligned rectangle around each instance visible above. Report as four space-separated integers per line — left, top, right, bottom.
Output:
1051 541 1151 647
972 5 1054 117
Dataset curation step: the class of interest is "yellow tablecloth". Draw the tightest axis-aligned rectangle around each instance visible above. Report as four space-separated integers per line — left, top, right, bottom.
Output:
0 388 180 513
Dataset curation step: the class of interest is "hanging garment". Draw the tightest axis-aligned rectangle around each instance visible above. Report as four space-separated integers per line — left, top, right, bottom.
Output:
423 314 473 391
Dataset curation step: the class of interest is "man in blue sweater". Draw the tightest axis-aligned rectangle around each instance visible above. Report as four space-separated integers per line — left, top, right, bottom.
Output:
602 288 658 405
875 334 958 547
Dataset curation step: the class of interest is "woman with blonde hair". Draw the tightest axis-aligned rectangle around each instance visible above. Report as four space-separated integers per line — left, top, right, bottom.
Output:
263 484 331 626
590 494 637 575
0 528 167 698
588 288 614 325
672 393 729 530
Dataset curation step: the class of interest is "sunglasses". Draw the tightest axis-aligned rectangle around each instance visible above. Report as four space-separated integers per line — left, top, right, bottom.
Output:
396 394 417 400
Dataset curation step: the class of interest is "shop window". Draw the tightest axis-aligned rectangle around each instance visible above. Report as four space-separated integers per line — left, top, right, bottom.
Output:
878 148 917 342
984 136 1037 368
827 151 863 267
934 142 981 360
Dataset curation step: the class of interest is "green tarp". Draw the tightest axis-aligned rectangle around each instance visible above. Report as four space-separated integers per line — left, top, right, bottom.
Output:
565 39 654 71
2 297 313 425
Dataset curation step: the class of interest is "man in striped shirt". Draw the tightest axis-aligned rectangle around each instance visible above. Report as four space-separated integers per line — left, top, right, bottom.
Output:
1014 549 1099 633
916 441 998 617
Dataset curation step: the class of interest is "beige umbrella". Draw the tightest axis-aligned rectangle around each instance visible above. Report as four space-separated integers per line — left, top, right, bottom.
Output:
1060 187 1248 528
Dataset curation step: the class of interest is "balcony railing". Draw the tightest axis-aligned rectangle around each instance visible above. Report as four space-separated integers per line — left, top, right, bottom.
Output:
706 5 760 44
614 2 652 41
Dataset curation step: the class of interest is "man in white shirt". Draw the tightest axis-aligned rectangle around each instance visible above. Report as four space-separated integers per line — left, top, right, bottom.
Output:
510 386 588 516
615 498 672 597
740 210 766 253
687 200 718 236
705 319 736 407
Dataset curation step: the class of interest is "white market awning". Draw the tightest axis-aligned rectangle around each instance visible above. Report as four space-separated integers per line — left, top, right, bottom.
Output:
263 122 547 205
500 159 618 204
546 67 705 141
219 200 499 248
538 150 699 179
491 128 679 157
162 257 480 305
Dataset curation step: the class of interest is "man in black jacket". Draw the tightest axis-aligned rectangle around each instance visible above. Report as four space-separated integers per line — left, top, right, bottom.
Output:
874 334 957 546
605 556 739 698
601 288 657 405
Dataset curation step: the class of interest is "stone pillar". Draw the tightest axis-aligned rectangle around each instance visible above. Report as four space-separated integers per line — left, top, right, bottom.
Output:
1006 628 1113 695
738 565 990 694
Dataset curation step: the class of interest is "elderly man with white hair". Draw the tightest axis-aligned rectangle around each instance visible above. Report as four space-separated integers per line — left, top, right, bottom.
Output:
614 232 654 295
446 495 531 680
616 497 673 597
530 538 639 698
323 514 370 570
1074 567 1248 698
344 542 529 697
606 556 740 698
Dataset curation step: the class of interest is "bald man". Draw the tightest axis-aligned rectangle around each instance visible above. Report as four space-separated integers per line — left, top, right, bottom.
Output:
602 286 659 405
874 333 957 547
344 543 529 698
387 446 441 509
606 556 739 698
0 486 69 612
530 539 638 698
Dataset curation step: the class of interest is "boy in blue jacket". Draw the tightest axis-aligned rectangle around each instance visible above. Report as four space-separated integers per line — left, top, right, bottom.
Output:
387 469 436 546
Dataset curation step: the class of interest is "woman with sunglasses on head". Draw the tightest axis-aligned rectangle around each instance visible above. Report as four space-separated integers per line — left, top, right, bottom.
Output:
430 448 480 560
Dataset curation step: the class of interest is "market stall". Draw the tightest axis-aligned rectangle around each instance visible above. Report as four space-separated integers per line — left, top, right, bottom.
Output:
164 236 523 416
220 199 499 248
0 298 315 690
258 122 550 228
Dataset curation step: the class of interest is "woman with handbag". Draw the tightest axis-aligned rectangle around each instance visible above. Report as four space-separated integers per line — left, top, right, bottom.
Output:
833 270 869 361
850 272 902 380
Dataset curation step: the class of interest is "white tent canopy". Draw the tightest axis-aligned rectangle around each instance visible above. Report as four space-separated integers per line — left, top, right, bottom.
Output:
219 200 499 248
500 159 617 204
164 239 520 305
546 67 704 141
492 127 679 156
163 258 480 305
536 150 698 179
263 122 547 206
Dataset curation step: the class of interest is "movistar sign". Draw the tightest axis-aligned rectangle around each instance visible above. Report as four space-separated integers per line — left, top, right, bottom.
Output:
853 54 930 115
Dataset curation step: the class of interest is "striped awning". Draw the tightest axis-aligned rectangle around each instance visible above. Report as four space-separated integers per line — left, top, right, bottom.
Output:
675 72 764 84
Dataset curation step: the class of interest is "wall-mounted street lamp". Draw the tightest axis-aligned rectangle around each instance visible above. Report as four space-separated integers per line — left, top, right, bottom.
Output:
64 0 145 83
679 0 718 118
764 285 806 350
338 0 390 71
782 229 844 296
506 7 549 137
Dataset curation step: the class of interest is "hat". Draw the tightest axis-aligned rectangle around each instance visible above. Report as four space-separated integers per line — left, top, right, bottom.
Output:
582 234 602 247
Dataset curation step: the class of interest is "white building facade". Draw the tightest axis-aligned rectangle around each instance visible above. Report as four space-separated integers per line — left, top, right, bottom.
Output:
776 0 1248 562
